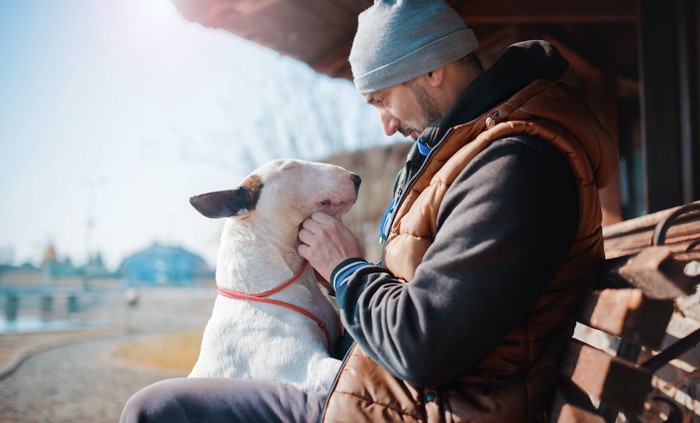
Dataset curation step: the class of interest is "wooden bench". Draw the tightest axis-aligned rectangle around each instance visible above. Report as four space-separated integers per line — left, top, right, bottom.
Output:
550 201 700 422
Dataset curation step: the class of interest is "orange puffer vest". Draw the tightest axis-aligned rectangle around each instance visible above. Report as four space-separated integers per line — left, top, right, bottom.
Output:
321 79 617 422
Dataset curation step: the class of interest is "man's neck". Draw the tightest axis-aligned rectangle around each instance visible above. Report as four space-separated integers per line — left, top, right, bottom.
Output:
440 63 483 115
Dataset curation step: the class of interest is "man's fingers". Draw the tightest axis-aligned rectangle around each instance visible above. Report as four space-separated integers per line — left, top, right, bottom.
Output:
301 213 337 240
298 212 361 282
310 211 337 224
298 227 314 244
301 216 324 232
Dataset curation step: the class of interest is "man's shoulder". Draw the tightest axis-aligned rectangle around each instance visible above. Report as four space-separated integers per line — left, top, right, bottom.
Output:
467 134 571 178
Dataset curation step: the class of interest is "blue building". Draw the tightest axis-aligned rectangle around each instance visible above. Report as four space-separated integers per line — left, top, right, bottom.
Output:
119 242 213 286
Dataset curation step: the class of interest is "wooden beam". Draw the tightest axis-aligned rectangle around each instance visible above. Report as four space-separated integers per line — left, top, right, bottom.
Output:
576 288 674 349
308 48 353 79
551 404 606 423
542 34 602 81
617 246 699 299
602 200 700 258
450 0 636 24
171 0 281 28
561 340 652 415
638 0 684 212
678 0 700 203
229 0 281 16
604 201 700 239
550 381 607 423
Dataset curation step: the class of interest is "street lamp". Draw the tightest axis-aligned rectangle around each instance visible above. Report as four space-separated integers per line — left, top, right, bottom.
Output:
82 175 108 288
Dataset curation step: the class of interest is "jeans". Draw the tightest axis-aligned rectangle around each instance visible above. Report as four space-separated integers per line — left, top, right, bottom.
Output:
120 377 326 423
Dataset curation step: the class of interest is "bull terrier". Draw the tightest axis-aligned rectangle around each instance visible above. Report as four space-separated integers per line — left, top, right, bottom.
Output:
188 159 360 394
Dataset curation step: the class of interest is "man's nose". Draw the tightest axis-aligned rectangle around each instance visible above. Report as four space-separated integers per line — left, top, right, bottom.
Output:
379 109 400 136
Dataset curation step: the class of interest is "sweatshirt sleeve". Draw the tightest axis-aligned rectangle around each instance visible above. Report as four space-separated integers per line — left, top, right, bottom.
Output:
334 136 579 387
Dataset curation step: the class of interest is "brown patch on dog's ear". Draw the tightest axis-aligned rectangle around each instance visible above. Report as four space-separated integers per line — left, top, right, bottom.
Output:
240 174 263 196
190 176 263 219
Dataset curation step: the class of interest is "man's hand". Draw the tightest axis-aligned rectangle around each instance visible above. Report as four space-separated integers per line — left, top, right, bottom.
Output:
298 212 363 282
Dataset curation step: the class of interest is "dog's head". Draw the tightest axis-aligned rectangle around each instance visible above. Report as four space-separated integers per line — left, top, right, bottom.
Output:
190 159 361 227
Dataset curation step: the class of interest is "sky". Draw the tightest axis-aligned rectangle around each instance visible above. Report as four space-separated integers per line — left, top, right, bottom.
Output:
0 0 390 269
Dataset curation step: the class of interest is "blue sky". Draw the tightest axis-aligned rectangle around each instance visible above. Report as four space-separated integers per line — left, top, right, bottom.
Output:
0 0 388 269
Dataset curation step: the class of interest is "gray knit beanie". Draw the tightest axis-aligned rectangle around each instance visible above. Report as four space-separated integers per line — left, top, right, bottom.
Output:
349 0 478 94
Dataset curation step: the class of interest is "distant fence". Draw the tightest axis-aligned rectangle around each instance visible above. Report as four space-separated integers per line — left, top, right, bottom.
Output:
0 285 112 327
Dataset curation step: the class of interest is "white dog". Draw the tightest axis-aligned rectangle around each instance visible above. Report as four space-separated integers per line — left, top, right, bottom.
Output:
188 159 360 394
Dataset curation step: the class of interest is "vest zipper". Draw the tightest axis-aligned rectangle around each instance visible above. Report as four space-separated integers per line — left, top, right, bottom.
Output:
380 129 454 247
320 342 357 421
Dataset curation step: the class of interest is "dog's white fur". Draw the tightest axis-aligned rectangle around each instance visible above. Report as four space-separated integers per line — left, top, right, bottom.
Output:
188 159 360 393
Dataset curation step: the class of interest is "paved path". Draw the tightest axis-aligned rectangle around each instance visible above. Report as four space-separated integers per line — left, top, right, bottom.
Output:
0 287 215 423
0 335 180 423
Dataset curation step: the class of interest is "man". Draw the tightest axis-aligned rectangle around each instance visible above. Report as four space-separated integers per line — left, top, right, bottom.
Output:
298 0 617 421
121 0 617 421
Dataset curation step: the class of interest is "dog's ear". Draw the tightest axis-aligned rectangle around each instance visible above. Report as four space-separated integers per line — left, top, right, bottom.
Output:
189 187 257 218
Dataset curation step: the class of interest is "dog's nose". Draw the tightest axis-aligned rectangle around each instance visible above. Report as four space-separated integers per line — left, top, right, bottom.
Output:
350 173 362 192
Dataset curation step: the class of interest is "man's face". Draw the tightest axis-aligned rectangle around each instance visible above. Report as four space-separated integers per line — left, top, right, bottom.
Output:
364 78 442 140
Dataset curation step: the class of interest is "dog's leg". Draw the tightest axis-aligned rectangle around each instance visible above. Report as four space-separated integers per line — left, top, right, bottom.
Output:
305 356 342 393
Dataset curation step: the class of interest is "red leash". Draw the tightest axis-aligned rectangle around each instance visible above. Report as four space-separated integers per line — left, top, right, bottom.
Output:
217 261 333 353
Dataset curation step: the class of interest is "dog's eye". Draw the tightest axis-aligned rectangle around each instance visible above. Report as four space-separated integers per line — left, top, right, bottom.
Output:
320 199 331 206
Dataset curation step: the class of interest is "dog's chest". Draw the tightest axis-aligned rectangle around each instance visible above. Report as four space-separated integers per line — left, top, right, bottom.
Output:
192 287 338 377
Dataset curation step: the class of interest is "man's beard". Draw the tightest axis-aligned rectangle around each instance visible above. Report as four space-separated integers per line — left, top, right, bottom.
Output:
399 80 442 137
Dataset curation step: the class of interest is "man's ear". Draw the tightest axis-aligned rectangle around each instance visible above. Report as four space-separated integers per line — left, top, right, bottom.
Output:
426 66 445 87
189 187 258 219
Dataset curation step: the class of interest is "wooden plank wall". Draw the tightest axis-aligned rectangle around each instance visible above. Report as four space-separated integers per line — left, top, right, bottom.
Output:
639 0 700 212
